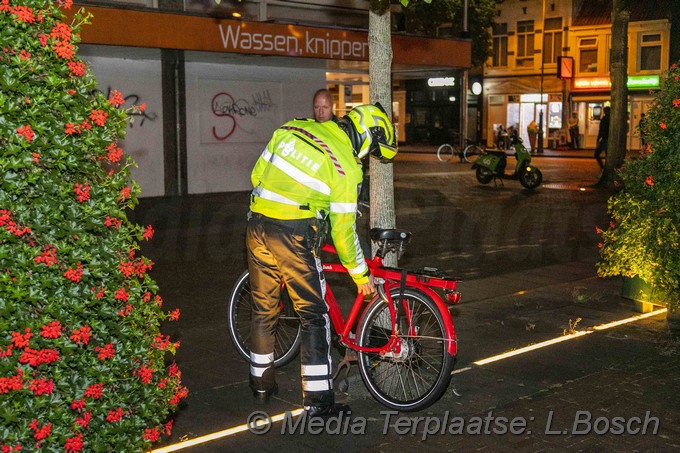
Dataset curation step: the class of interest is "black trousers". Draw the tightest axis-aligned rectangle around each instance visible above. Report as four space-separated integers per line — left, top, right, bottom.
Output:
595 140 607 169
246 213 334 408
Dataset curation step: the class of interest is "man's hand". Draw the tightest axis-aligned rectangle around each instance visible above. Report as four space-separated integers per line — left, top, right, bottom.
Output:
356 275 376 296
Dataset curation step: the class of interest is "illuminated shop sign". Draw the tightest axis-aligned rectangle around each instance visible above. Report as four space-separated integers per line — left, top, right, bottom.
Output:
428 77 456 87
574 76 660 90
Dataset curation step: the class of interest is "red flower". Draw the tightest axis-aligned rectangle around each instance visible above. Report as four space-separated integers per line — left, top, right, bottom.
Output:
11 6 36 23
34 245 57 266
18 348 60 366
73 182 90 202
64 123 77 135
108 90 125 107
165 420 174 435
168 362 180 377
29 419 52 440
53 40 74 59
67 61 86 77
29 378 54 396
136 364 153 384
155 295 163 307
153 333 171 350
95 287 106 299
143 428 160 442
168 308 181 321
40 321 62 339
75 411 91 428
105 407 125 423
70 399 86 412
139 102 147 113
118 304 132 317
16 124 34 142
84 383 103 399
50 22 72 41
142 225 155 240
64 262 83 282
32 152 40 163
104 216 122 229
94 343 115 360
64 433 84 453
114 287 129 302
597 242 603 249
57 0 73 8
89 109 108 127
660 122 667 129
169 386 188 405
39 33 49 46
11 328 32 348
143 292 152 302
18 49 30 60
119 186 131 201
106 142 123 162
645 175 654 186
0 369 24 394
70 325 91 345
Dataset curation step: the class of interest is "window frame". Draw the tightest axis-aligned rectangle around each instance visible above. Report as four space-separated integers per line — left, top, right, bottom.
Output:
492 22 508 68
578 36 599 74
542 17 562 65
516 20 535 68
638 32 662 72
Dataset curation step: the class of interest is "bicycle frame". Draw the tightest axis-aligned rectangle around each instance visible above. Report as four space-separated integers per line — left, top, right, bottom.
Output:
319 243 459 356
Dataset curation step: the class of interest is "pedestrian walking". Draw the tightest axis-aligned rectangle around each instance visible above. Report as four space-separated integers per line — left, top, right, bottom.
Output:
595 106 610 169
246 103 397 418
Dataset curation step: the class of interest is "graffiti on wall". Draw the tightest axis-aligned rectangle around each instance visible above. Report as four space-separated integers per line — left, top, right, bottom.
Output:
200 80 282 144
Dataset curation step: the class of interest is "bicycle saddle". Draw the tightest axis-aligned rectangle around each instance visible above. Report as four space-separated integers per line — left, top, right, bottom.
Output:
369 228 411 243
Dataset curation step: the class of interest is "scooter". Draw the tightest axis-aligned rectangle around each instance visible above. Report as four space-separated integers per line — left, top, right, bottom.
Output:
472 135 543 189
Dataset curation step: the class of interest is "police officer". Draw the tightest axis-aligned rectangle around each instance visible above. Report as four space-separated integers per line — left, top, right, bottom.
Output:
246 104 397 417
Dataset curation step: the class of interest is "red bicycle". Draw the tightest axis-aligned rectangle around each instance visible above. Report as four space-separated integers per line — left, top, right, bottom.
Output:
227 228 461 411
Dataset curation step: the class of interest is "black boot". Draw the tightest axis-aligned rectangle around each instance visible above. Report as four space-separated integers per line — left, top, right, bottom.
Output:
304 403 351 419
253 383 278 405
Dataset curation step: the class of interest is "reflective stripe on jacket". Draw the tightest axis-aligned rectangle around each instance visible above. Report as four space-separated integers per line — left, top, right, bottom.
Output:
250 119 369 284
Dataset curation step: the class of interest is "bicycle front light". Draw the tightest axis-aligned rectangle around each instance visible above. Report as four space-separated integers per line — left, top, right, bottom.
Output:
445 290 461 304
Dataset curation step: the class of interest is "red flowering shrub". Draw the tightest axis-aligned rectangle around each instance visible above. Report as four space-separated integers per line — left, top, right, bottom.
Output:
597 63 680 311
0 0 185 450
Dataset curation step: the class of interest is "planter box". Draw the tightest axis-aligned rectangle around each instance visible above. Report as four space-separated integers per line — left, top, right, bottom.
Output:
621 276 660 313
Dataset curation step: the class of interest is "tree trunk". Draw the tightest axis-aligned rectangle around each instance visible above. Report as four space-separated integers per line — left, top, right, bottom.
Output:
599 0 630 187
368 6 397 264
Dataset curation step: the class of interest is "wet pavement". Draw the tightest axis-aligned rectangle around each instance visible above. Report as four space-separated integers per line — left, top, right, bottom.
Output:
130 152 680 452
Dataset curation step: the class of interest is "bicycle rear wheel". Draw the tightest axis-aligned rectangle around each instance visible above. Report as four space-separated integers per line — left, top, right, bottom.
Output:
436 144 455 162
227 270 301 367
463 144 483 163
356 288 454 412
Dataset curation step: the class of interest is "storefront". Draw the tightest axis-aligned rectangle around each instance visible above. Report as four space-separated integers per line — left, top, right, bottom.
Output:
405 77 462 145
70 6 471 196
570 75 660 150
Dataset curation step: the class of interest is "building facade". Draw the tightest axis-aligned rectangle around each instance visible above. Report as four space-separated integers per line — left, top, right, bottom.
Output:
483 0 672 151
70 0 471 196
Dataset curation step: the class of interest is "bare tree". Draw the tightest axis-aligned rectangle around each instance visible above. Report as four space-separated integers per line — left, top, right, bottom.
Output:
599 0 631 187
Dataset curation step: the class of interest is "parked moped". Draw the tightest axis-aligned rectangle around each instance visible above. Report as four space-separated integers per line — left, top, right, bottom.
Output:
472 136 543 189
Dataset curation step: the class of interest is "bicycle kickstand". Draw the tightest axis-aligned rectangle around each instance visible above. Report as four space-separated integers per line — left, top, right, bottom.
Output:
332 348 357 392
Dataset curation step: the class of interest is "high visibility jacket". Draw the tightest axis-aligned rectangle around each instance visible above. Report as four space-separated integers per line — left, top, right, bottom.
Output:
250 119 369 284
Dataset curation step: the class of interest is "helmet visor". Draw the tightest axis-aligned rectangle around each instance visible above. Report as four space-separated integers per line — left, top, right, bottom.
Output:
368 126 397 161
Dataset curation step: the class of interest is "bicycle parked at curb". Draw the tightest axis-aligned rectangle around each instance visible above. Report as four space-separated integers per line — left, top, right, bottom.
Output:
437 139 485 164
228 228 461 412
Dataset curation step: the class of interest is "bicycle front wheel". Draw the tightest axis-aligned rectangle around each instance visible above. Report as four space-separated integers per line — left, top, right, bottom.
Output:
357 288 454 412
436 144 455 162
227 270 302 367
463 144 483 163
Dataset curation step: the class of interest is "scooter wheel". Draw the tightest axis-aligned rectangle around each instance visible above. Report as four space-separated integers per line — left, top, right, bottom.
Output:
476 167 493 184
519 166 543 189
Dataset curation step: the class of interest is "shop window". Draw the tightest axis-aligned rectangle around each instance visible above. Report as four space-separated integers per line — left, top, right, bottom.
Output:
542 17 562 65
639 33 661 71
492 23 508 67
578 37 598 73
516 20 534 68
